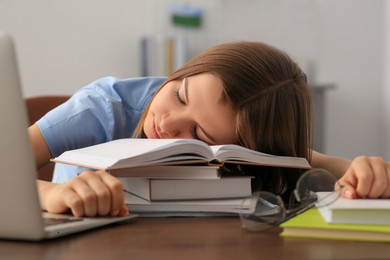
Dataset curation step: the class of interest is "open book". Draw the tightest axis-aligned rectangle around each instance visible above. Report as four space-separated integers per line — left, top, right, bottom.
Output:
52 138 310 171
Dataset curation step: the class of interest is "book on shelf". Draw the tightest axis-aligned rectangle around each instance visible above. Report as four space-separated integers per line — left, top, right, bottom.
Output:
119 176 252 201
109 165 221 179
280 208 390 243
140 36 187 77
316 192 390 225
52 138 310 172
124 191 256 215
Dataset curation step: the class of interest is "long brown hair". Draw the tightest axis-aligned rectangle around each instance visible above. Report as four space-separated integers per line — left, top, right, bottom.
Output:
133 41 313 199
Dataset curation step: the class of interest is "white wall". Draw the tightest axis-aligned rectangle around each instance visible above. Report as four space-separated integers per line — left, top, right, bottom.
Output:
316 0 386 159
0 0 388 160
0 0 154 96
385 0 390 160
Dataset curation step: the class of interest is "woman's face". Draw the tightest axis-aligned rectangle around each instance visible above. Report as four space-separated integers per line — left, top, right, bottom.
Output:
143 73 237 145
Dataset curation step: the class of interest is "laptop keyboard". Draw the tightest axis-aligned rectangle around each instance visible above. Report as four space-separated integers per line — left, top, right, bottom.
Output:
43 217 83 226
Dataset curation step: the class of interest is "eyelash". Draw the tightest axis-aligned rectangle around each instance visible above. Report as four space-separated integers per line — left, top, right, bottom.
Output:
191 127 199 140
173 88 199 140
174 88 185 105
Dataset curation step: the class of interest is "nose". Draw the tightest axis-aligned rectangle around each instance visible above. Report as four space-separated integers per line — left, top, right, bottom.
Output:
159 112 193 139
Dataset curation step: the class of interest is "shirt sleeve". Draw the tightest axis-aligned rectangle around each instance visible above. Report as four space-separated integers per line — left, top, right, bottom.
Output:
36 76 164 158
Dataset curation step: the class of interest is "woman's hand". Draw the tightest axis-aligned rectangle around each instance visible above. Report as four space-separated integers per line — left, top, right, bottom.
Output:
337 156 390 199
38 170 128 217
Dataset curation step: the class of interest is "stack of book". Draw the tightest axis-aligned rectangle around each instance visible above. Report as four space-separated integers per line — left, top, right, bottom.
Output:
53 138 310 216
280 192 390 242
119 167 253 216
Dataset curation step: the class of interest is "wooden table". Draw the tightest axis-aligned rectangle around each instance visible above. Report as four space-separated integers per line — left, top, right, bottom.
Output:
1 217 389 259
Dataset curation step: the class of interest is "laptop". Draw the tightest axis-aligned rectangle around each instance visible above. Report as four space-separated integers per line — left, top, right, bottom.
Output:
0 31 137 241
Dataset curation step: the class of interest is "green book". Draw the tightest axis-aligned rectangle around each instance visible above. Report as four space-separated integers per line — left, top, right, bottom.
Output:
280 208 390 242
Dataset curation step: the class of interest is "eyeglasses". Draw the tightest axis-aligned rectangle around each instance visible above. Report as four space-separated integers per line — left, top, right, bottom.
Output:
239 168 343 232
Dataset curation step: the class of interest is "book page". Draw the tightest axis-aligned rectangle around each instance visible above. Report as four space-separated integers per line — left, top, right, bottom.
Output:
54 138 214 169
211 144 274 159
210 144 310 168
53 138 310 170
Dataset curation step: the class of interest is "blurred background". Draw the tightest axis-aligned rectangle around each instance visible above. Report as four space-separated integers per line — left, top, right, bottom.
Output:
0 0 389 160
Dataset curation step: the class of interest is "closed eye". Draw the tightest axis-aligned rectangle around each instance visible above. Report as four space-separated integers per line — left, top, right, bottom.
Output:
191 126 200 140
174 88 185 105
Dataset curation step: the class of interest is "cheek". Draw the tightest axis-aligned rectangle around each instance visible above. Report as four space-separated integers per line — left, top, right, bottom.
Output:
151 88 174 112
143 95 166 138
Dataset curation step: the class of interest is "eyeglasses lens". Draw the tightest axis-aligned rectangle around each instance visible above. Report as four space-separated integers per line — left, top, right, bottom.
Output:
295 169 340 207
240 191 285 232
240 168 342 232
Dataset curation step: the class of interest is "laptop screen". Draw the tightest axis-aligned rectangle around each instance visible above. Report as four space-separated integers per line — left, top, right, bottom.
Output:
0 31 47 239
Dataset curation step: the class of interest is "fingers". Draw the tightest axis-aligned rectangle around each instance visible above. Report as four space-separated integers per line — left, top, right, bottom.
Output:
48 171 127 217
337 169 358 199
383 163 390 198
337 181 357 199
65 178 98 217
338 156 390 199
72 172 115 216
366 157 387 198
99 171 127 217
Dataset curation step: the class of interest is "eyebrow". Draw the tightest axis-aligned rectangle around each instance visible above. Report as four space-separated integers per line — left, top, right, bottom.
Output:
184 78 217 145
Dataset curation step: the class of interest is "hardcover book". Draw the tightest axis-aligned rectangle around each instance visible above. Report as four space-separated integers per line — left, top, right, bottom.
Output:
120 176 252 201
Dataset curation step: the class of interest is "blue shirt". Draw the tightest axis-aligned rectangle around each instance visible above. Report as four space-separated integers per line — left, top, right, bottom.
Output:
37 76 166 183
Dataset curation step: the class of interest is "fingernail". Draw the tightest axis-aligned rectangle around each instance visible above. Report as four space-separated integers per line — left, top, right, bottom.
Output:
111 210 119 216
344 190 353 199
